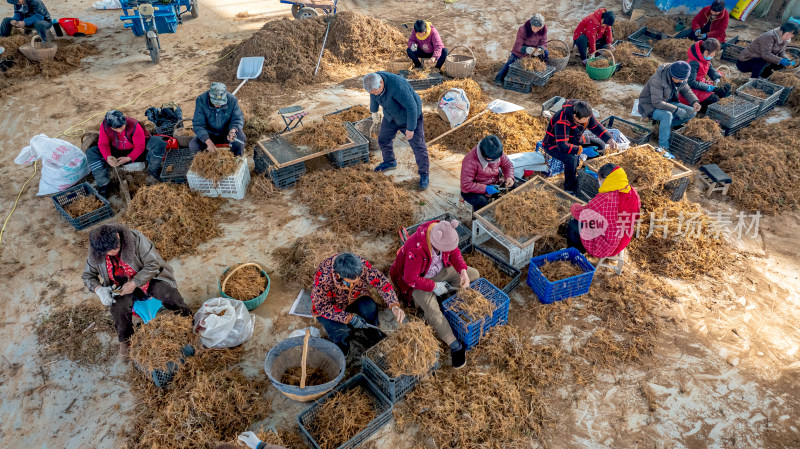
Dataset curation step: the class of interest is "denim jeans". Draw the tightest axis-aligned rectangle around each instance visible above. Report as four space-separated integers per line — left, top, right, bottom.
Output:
316 296 379 352
377 114 429 175
86 137 168 188
651 103 696 149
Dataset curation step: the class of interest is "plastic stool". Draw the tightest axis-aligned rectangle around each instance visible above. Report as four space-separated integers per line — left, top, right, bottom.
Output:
596 249 625 275
698 164 731 197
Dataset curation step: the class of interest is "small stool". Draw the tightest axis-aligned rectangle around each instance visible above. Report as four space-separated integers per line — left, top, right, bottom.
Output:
278 105 308 134
698 164 732 197
596 249 625 275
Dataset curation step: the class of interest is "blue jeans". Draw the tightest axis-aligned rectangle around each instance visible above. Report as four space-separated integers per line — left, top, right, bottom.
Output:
651 103 696 149
316 296 379 351
0 18 52 41
86 137 168 189
378 114 429 175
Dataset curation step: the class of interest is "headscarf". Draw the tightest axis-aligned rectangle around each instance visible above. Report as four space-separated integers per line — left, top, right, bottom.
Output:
598 166 631 193
416 21 432 40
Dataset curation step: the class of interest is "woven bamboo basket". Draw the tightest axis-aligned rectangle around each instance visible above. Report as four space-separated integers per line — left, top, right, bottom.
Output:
444 45 476 78
387 59 413 73
546 39 570 72
19 35 57 62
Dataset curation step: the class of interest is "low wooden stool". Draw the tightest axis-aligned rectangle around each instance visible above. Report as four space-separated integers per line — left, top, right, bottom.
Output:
596 249 625 275
698 164 732 197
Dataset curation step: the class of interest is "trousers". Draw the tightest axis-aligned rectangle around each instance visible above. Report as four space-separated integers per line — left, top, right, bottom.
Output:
109 279 192 342
494 50 550 83
461 191 492 211
0 18 52 41
650 103 696 149
407 47 449 69
546 148 580 193
378 114 429 175
574 35 610 61
86 137 167 188
189 128 246 157
411 266 480 346
316 296 379 351
736 57 782 79
565 218 587 254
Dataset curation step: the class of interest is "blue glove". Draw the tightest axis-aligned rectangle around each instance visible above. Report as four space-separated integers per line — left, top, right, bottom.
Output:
700 33 707 39
349 315 369 329
779 58 794 67
706 84 716 92
485 185 500 195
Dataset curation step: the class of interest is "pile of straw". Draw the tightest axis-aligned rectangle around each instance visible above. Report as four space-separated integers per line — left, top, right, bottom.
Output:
682 117 722 142
222 264 268 301
272 229 357 287
189 151 241 183
35 303 115 366
445 287 494 321
307 388 377 449
65 196 102 217
129 313 196 372
287 121 349 150
540 69 601 104
520 57 547 72
493 189 570 239
603 146 673 189
371 319 440 377
538 260 584 281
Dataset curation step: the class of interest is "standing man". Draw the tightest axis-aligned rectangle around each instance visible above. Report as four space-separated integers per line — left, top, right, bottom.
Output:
460 135 515 211
407 19 448 72
736 22 798 79
494 13 549 86
573 8 615 65
190 82 246 156
312 253 406 356
0 0 52 41
364 71 430 190
680 39 732 113
542 100 617 195
675 0 729 42
638 61 701 153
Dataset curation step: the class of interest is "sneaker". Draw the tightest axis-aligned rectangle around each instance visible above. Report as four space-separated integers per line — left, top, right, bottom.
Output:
419 174 429 191
374 161 397 172
118 341 130 361
493 78 504 87
451 345 466 369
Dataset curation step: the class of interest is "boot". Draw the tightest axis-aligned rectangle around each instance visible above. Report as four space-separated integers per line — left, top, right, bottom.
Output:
451 344 466 369
118 341 130 361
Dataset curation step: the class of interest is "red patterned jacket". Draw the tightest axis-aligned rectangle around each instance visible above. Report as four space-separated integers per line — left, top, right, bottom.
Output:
573 8 614 54
311 254 399 324
570 177 640 258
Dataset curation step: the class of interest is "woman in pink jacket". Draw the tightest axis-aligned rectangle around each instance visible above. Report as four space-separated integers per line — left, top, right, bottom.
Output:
460 135 515 211
407 20 448 71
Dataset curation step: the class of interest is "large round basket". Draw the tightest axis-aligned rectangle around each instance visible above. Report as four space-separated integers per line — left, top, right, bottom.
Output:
585 49 617 80
19 35 57 62
219 262 270 311
264 336 346 402
546 39 570 72
444 45 476 78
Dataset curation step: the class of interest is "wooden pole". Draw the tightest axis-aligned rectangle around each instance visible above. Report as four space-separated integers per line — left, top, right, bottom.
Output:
300 328 311 389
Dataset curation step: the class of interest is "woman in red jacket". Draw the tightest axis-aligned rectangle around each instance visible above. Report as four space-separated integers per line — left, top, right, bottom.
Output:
494 13 548 85
679 39 732 113
460 135 515 211
675 0 729 42
573 9 615 65
390 219 480 369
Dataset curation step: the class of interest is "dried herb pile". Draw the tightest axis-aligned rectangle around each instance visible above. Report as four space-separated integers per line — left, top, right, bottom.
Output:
65 195 102 217
769 72 800 113
445 287 495 321
682 117 722 142
129 313 196 372
325 105 370 123
613 42 659 84
538 260 585 281
463 251 511 288
279 366 331 386
287 121 349 150
0 35 99 94
371 319 440 377
307 388 377 449
35 303 115 366
652 38 691 61
189 150 241 183
272 229 357 287
540 69 601 104
222 264 268 301
493 188 571 239
602 146 673 189
520 57 548 72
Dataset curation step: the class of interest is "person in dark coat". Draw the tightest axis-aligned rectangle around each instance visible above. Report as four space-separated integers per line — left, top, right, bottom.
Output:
638 61 701 151
736 22 798 79
675 0 729 42
81 224 191 360
0 0 52 41
364 71 430 190
190 82 246 156
494 13 549 85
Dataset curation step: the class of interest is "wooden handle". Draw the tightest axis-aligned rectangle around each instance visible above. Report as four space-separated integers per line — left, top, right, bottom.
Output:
221 262 264 293
300 328 310 389
426 109 489 146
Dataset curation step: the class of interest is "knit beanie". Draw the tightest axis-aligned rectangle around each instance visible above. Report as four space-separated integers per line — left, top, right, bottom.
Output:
479 135 503 160
710 0 725 12
530 14 544 28
602 11 615 26
669 61 691 80
414 20 426 33
430 219 460 252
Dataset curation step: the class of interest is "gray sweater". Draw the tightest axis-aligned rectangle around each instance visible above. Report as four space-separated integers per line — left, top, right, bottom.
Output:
638 63 699 117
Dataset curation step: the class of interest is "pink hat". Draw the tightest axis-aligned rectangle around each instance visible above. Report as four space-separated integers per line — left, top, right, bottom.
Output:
430 219 460 252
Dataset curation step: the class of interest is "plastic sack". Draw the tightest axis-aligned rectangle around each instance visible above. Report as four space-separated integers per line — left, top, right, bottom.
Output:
93 0 121 9
508 152 548 178
193 297 255 348
14 134 89 195
437 88 470 128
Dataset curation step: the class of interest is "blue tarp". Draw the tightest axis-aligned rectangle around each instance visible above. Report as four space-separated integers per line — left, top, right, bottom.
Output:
656 0 711 15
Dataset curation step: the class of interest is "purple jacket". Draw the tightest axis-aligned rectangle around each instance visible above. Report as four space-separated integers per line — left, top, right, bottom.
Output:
408 23 445 59
512 21 548 58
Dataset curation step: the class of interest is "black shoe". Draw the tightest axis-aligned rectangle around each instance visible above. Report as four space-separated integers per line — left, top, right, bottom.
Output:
335 341 350 357
451 345 466 369
96 184 109 198
363 328 386 347
493 79 504 87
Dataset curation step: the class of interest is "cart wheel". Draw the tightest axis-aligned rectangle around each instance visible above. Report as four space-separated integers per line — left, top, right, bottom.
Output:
190 0 199 18
147 36 160 64
295 7 318 20
291 4 302 18
622 0 643 15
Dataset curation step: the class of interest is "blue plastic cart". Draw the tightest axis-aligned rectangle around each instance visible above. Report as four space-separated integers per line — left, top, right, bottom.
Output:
280 0 337 20
119 0 198 64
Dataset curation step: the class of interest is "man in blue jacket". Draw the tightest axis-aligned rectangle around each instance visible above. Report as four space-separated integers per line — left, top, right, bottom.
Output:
363 71 430 190
190 82 246 156
1 0 52 41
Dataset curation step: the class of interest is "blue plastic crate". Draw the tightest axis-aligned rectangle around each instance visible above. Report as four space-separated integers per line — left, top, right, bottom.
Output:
52 183 114 231
526 248 595 304
462 244 522 294
442 278 510 350
361 346 439 403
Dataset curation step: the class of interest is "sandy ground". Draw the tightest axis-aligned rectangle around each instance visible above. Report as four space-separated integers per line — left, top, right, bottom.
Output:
1 0 799 448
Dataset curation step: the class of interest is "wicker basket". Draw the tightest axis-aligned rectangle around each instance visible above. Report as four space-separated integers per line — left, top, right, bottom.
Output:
546 39 571 72
585 49 617 80
386 59 412 73
19 35 57 62
443 45 476 78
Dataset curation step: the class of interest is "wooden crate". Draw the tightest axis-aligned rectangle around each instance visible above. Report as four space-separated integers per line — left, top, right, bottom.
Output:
255 122 364 169
583 144 692 189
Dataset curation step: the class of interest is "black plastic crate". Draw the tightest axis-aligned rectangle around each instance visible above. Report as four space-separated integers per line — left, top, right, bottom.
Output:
721 116 757 136
576 168 600 202
328 154 370 168
399 70 443 90
737 79 784 116
613 39 652 57
298 373 393 449
361 345 439 404
329 122 370 165
706 95 759 129
503 74 532 93
669 128 715 165
720 36 747 63
663 177 691 201
160 147 194 184
253 144 270 174
628 27 667 47
508 61 556 86
462 244 522 293
775 83 794 106
403 212 471 250
601 116 652 146
52 182 114 231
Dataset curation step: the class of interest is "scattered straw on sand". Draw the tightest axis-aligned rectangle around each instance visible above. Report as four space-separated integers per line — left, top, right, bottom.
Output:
538 260 584 281
424 109 546 154
0 35 99 94
540 69 601 104
740 86 769 99
249 175 278 200
463 251 511 288
520 57 548 72
372 319 440 377
494 189 571 239
769 72 800 113
297 167 416 235
65 195 103 217
652 38 692 61
222 264 268 301
307 388 377 449
35 303 115 366
325 105 370 123
613 42 660 85
130 313 195 372
272 229 357 287
445 287 495 322
189 150 241 183
603 146 673 189
279 366 331 386
588 58 612 68
123 183 222 260
614 20 643 41
287 121 349 150
682 117 722 142
644 16 678 34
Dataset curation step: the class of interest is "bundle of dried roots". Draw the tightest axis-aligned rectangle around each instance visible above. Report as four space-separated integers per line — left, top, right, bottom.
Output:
371 319 440 377
307 388 377 449
272 229 357 287
189 150 242 183
287 121 349 150
65 195 102 217
493 189 570 240
129 313 196 372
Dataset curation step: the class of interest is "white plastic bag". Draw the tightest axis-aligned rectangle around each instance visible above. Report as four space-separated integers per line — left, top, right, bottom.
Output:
437 88 470 128
14 134 89 195
193 297 255 348
93 0 121 9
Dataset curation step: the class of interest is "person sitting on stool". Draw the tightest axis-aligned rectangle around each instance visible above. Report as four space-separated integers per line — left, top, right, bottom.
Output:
0 0 52 42
494 13 549 85
675 0 729 42
407 19 448 71
680 39 732 113
312 253 406 357
638 61 701 153
736 22 798 79
460 134 515 211
190 82 246 156
573 8 615 65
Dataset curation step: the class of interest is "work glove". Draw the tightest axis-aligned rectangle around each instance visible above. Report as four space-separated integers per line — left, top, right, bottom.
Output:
579 153 588 162
674 107 688 120
713 83 732 97
699 33 707 39
523 46 534 55
349 315 369 329
369 112 380 136
706 84 716 92
95 286 114 306
485 185 500 195
694 29 701 36
779 58 795 67
411 43 418 52
237 431 262 449
433 282 449 296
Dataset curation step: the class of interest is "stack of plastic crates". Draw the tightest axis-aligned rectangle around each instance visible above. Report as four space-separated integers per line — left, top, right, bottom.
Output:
399 70 443 90
442 278 510 350
503 74 532 93
327 122 370 168
601 116 653 145
736 79 784 116
706 95 759 136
